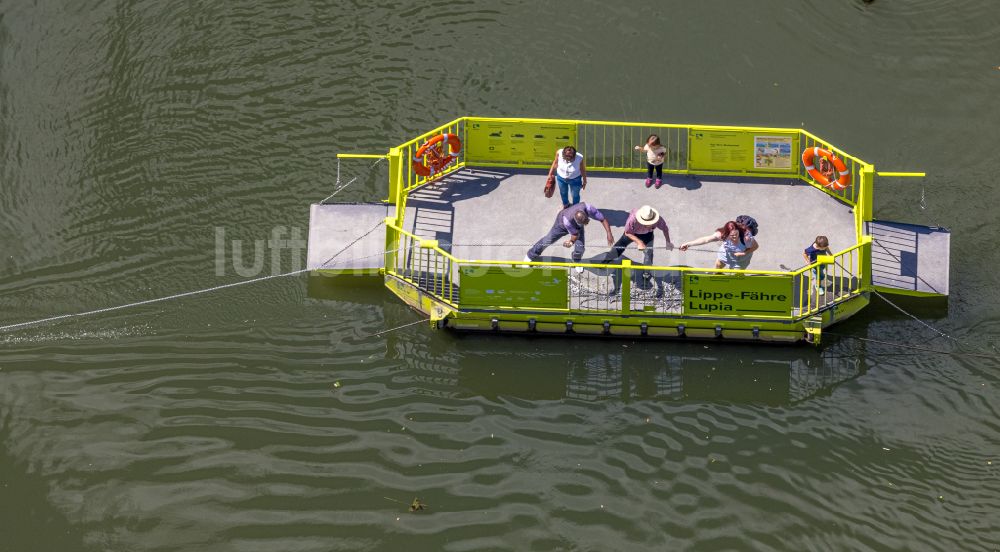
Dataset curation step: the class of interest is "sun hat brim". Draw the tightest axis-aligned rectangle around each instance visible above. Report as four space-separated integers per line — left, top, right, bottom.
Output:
637 206 660 226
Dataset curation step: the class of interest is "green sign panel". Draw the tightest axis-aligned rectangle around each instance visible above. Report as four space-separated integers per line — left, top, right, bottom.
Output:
688 129 798 173
466 121 577 165
683 273 792 316
459 266 568 310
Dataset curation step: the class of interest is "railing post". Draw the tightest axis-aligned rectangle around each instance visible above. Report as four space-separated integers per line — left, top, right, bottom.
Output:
621 259 631 313
384 217 397 274
858 164 874 235
860 235 873 291
387 146 403 210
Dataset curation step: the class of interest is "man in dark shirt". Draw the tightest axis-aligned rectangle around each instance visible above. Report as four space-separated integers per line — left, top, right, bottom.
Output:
525 202 614 272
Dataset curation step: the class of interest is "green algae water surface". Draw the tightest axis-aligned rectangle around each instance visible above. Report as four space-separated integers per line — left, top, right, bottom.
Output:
1 1 999 550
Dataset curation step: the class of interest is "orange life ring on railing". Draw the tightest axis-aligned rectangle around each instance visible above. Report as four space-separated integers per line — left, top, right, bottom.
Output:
802 147 851 190
412 133 462 178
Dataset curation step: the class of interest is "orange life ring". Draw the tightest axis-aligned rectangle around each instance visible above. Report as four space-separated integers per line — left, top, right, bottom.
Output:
801 147 850 190
412 133 462 178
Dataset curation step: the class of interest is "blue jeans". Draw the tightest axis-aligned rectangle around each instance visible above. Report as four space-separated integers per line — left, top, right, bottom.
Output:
557 175 582 207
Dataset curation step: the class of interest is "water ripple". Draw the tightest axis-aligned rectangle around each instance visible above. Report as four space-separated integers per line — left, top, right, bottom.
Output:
3 0 1000 550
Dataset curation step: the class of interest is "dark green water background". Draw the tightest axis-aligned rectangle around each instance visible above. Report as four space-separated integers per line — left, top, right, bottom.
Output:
2 1 999 550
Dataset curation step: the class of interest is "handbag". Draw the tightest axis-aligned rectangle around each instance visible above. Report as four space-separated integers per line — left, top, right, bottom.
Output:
543 175 556 198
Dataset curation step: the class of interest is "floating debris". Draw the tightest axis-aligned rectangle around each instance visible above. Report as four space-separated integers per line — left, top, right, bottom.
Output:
383 496 428 512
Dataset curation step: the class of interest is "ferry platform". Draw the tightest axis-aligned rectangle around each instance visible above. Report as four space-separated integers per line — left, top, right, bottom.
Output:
307 117 950 344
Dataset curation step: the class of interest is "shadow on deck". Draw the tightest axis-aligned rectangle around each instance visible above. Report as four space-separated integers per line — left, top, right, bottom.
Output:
402 167 857 273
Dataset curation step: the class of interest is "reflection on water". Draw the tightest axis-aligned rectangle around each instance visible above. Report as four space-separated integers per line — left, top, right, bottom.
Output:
309 275 864 406
450 339 863 406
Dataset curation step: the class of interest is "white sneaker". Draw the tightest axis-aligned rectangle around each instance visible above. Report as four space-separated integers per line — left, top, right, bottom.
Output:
574 266 584 274
817 287 825 296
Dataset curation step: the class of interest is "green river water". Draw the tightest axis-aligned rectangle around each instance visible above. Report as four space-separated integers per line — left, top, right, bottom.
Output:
2 1 999 550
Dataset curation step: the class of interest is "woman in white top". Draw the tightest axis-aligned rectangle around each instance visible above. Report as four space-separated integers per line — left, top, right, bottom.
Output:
546 146 587 208
679 220 759 270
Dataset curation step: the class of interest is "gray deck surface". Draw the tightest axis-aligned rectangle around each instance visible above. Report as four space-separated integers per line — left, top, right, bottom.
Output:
307 203 390 271
308 170 950 312
867 220 950 295
403 168 857 273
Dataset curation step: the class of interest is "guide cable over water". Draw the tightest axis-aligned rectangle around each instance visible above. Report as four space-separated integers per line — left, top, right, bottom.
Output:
0 221 393 333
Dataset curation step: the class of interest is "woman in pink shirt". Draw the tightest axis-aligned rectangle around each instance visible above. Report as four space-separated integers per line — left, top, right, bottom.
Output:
606 205 673 268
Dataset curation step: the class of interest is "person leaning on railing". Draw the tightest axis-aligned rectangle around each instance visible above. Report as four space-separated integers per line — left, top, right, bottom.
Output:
546 146 588 209
803 235 832 296
604 205 673 273
679 221 759 270
524 202 613 273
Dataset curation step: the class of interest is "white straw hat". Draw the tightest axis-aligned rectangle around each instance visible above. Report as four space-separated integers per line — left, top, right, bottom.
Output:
636 205 660 226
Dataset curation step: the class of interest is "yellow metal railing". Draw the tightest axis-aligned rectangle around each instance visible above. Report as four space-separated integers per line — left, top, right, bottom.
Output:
381 232 868 321
577 122 688 173
452 241 868 320
574 120 806 177
793 240 868 317
398 118 466 194
798 129 869 208
386 118 466 230
390 118 873 210
385 222 459 307
382 117 877 323
455 117 812 175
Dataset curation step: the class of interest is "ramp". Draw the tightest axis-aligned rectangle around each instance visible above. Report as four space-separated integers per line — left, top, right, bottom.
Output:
866 220 950 296
307 203 389 273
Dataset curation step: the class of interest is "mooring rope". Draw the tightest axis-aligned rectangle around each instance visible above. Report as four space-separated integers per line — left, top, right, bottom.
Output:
441 238 714 250
870 288 956 342
438 241 721 256
320 157 384 204
3 153 387 334
359 317 429 339
863 238 990 352
825 332 1000 362
4 210 975 363
0 221 393 334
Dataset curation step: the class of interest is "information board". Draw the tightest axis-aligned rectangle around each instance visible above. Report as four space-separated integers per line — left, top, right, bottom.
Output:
682 273 793 316
459 266 568 310
753 135 793 169
688 129 798 173
466 121 577 165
